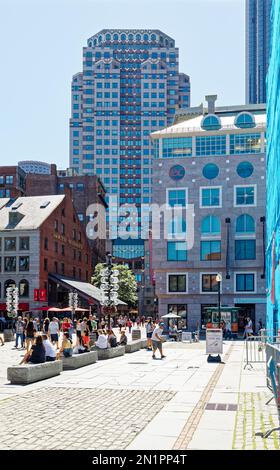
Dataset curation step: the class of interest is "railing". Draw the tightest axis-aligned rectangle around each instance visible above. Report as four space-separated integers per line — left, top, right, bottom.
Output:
152 122 266 136
244 334 280 369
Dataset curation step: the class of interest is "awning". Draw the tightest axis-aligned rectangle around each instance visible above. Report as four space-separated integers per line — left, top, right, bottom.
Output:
49 274 127 306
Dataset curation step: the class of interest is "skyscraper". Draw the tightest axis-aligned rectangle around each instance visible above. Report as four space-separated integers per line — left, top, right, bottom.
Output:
246 0 272 104
69 30 190 314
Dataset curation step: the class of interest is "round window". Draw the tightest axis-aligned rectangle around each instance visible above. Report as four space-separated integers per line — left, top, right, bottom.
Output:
202 163 219 180
237 161 254 178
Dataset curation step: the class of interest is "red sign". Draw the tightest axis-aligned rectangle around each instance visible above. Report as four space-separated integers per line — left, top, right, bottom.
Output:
34 289 47 302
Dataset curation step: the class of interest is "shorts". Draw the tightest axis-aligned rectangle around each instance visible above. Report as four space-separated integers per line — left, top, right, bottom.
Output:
50 334 59 342
147 332 153 339
152 340 162 352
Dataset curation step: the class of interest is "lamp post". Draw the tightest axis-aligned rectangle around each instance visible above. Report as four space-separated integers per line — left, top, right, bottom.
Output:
68 291 78 323
100 252 119 330
216 273 222 327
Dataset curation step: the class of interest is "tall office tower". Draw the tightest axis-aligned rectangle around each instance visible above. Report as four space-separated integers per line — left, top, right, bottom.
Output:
246 0 272 104
69 30 190 315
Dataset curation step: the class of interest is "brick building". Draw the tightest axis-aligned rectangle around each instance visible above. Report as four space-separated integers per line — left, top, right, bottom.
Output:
0 166 26 199
0 194 92 313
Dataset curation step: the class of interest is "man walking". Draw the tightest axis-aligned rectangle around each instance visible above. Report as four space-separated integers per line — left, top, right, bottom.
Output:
49 317 60 349
15 316 25 349
151 322 166 360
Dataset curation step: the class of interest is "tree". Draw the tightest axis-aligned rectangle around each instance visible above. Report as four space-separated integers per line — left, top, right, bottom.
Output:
92 263 138 307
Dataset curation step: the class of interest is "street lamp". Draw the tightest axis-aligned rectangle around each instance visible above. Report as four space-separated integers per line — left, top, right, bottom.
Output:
216 273 222 327
6 287 19 319
68 291 78 322
100 252 120 329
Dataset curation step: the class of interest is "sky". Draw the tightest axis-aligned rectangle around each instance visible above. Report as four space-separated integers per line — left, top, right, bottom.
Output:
0 0 245 169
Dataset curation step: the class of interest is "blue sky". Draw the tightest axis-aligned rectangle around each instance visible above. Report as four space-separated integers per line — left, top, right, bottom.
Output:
0 0 245 168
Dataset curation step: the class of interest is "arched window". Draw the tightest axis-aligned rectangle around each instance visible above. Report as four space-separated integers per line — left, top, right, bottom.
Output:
143 33 149 41
202 163 219 180
167 218 187 240
136 33 141 42
98 35 103 43
4 279 16 293
236 161 254 178
235 112 256 129
105 33 111 41
121 33 127 41
151 33 156 41
128 33 134 41
201 215 221 236
201 114 221 131
19 279 29 298
236 214 255 234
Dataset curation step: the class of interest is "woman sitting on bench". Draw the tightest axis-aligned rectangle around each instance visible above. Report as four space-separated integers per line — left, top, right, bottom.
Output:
20 335 46 364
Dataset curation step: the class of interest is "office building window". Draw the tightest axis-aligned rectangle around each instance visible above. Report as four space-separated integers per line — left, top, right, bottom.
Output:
162 137 192 158
196 136 226 157
4 238 16 251
168 274 187 293
201 215 221 236
200 187 221 207
201 274 219 292
235 186 256 206
19 256 29 271
200 241 221 261
167 189 187 207
167 241 188 261
230 134 262 154
236 214 255 234
235 240 256 260
4 257 16 272
235 273 255 292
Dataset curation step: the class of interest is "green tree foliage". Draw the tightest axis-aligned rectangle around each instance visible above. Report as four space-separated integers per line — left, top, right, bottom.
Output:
92 263 138 307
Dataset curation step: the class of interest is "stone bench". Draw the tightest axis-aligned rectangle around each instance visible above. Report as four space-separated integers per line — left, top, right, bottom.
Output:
125 340 142 353
141 339 148 349
7 361 62 385
94 345 125 360
62 351 98 370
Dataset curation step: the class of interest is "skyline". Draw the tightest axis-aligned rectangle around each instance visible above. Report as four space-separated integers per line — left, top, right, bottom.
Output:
0 0 244 168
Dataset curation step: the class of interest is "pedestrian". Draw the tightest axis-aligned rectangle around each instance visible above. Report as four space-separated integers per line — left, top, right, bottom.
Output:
20 335 46 364
49 317 60 349
151 322 166 360
82 323 90 351
42 334 57 361
15 316 25 349
224 320 232 340
243 317 253 339
94 330 109 349
127 318 132 334
25 319 36 352
57 332 73 358
75 319 82 346
108 329 117 348
118 330 128 346
43 317 50 337
0 316 5 346
258 320 263 334
146 318 154 351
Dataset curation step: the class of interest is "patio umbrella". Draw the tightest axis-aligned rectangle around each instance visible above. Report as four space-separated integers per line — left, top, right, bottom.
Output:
162 313 181 319
59 307 89 312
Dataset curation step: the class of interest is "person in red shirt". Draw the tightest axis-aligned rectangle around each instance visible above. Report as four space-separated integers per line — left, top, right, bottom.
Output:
127 319 132 334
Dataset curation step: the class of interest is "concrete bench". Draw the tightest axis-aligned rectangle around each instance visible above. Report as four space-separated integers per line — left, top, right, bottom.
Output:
125 340 142 353
141 339 148 349
7 361 62 385
94 345 125 360
62 351 98 370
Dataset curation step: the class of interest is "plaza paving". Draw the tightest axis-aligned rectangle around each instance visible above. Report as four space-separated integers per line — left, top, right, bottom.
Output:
0 335 279 450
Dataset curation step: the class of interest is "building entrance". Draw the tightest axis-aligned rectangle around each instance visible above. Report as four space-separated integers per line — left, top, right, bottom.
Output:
235 304 256 334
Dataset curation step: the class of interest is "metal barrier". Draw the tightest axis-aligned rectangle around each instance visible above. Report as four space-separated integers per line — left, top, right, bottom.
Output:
244 335 280 369
266 342 280 391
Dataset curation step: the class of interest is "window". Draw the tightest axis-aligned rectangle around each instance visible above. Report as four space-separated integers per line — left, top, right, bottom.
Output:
235 186 256 206
44 259 48 271
200 187 221 207
19 279 29 297
168 304 187 329
230 134 261 154
4 238 16 251
162 137 192 158
201 114 221 131
235 240 256 260
235 113 256 129
54 220 58 232
77 183 84 191
4 257 16 272
19 237 29 251
201 216 221 236
167 241 188 261
236 214 255 234
201 241 221 260
5 176 14 185
167 189 187 207
202 163 219 180
19 256 29 271
168 274 187 293
236 161 254 178
196 136 226 157
201 274 219 292
235 273 255 292
4 279 16 291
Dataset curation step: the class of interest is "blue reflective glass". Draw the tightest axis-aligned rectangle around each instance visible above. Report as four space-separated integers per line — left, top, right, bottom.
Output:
236 274 254 292
236 214 255 233
201 115 221 131
235 113 256 129
162 138 192 158
196 136 226 157
230 134 262 154
235 240 256 260
202 163 219 179
237 161 254 178
167 242 188 261
201 215 221 235
200 241 221 260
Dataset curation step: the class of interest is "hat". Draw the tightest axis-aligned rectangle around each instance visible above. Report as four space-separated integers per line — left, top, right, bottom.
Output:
159 322 165 327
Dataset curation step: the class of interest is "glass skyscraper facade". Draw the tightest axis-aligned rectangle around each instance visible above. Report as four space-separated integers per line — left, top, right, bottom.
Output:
69 30 190 315
246 0 272 104
266 0 280 336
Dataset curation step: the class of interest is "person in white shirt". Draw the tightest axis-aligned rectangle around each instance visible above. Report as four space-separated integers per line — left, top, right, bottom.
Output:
49 318 60 348
94 330 109 349
151 323 166 360
42 334 57 361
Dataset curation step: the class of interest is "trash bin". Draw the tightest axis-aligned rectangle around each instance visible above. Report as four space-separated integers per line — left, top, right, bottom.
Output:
132 329 141 341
